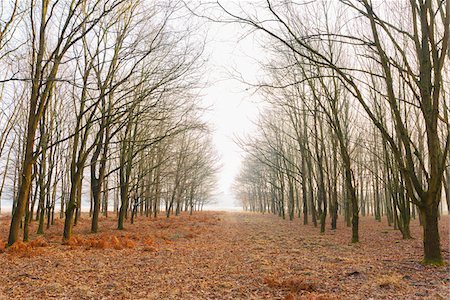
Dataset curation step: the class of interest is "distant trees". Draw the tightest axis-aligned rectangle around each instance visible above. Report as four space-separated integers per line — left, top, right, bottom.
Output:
221 0 449 265
0 0 218 246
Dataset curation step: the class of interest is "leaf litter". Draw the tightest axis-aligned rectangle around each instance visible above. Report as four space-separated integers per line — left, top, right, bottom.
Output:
0 212 448 299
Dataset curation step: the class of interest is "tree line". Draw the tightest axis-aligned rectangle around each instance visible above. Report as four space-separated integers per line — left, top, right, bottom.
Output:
218 0 450 265
0 0 218 245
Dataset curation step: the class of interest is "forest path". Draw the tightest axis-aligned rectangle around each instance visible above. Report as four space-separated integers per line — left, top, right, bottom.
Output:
0 212 448 299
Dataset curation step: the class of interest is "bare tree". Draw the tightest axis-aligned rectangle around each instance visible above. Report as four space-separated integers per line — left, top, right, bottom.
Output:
217 0 449 264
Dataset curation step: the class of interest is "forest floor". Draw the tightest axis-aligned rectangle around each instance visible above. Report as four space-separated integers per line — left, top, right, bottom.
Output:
0 212 449 299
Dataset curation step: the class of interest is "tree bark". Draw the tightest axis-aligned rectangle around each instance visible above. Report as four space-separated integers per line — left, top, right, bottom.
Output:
420 201 442 264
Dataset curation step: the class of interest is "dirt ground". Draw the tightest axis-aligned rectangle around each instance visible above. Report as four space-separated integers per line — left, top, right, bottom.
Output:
0 212 449 299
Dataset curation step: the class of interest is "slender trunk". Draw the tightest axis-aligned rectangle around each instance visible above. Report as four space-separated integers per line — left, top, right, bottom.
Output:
302 174 308 225
335 124 358 242
118 182 129 230
23 195 31 242
63 172 82 241
37 129 46 234
74 177 82 226
37 203 45 234
60 171 66 219
91 176 101 232
444 171 450 214
307 167 317 227
46 195 51 230
103 177 109 217
330 135 339 230
288 177 295 221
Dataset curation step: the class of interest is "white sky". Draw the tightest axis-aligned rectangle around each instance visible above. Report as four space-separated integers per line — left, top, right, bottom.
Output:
201 20 265 210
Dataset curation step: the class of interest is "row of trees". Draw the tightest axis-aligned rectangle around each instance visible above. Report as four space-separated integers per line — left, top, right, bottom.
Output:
0 1 218 245
221 0 449 265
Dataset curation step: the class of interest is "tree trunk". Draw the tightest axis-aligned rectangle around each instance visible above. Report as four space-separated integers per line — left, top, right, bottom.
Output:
302 174 308 225
74 179 82 226
23 196 31 242
8 133 35 245
330 194 338 230
420 202 442 264
91 176 101 233
118 183 129 230
63 173 82 241
444 171 450 214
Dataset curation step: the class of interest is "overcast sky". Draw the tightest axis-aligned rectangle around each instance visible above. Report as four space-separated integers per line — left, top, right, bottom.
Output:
201 19 265 210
